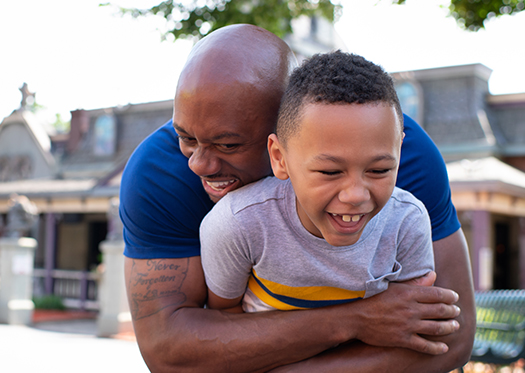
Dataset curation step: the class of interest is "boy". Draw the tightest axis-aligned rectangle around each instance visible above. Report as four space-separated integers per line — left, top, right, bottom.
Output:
200 51 434 313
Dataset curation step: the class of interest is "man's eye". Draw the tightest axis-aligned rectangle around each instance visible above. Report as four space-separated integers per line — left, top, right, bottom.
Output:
177 135 196 144
217 144 240 151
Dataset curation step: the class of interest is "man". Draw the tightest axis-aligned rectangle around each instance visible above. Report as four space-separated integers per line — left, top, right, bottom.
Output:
120 24 475 372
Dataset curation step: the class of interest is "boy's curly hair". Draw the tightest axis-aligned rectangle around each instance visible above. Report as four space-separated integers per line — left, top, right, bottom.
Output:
276 51 403 145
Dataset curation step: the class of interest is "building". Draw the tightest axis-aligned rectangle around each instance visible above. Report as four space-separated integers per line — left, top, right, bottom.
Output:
1 56 525 309
0 89 172 309
393 64 525 291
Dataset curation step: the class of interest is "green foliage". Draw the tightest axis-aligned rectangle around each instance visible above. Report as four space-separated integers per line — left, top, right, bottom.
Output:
107 0 525 41
449 0 525 31
25 98 45 114
51 113 70 134
109 0 341 40
33 295 66 310
392 0 524 31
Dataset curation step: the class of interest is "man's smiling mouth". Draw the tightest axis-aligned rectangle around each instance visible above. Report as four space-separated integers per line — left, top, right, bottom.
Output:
205 179 237 191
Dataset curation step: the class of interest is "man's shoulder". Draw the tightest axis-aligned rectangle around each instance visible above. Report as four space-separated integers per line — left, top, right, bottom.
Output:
122 120 199 189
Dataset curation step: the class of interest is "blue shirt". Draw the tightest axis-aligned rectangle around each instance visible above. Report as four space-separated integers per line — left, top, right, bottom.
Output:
120 115 460 259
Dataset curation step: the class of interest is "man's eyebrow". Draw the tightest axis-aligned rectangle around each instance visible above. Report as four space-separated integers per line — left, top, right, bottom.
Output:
210 132 242 141
173 123 242 141
173 123 187 134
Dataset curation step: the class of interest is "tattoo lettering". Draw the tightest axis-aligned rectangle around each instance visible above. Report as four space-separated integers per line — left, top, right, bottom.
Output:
128 259 189 320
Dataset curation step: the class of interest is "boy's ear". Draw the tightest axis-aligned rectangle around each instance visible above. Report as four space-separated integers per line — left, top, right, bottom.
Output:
268 134 290 180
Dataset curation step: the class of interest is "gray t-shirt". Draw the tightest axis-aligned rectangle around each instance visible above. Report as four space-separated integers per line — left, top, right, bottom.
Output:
200 177 434 312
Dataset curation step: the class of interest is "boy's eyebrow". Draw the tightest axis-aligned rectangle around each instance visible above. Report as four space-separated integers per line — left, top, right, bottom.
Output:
313 154 397 163
173 122 242 141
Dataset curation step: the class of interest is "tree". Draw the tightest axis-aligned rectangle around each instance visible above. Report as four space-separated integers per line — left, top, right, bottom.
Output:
109 0 341 40
108 0 524 41
448 0 525 31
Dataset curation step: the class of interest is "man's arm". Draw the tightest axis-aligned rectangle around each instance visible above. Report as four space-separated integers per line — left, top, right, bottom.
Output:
207 290 244 313
269 228 476 373
126 253 461 373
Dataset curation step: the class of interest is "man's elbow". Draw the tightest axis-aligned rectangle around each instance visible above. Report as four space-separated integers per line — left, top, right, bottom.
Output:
447 312 476 369
138 337 196 373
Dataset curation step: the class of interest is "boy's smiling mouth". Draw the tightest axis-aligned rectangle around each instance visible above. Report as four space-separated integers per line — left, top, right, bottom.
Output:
330 213 363 223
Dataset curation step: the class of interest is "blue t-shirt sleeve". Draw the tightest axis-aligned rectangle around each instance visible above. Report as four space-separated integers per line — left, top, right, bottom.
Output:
396 114 460 241
119 120 214 259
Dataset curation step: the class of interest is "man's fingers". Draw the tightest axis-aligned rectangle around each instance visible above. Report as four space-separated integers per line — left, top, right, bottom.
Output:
417 319 461 337
419 302 461 320
408 335 449 355
412 285 459 305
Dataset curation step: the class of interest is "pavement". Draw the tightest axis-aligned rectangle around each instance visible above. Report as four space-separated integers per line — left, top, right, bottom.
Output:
0 317 150 373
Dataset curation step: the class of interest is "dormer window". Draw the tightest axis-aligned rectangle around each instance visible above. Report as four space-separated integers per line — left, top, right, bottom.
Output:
94 115 116 156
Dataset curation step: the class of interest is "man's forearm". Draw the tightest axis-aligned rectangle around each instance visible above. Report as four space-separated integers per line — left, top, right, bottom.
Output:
128 257 356 373
127 255 464 373
269 340 464 373
141 306 353 373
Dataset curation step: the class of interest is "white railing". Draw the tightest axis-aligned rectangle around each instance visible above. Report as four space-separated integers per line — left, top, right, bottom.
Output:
33 268 100 310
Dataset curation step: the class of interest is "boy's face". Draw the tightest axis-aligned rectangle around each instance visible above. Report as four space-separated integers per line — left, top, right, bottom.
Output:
269 102 403 247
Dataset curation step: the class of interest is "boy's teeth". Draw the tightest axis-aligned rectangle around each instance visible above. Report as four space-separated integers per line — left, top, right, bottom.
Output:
341 214 360 222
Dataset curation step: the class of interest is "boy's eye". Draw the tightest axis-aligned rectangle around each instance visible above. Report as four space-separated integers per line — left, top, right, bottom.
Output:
370 169 391 175
318 170 341 176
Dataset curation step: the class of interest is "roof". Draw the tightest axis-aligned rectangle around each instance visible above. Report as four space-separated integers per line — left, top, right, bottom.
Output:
447 156 525 198
0 178 96 198
0 109 56 167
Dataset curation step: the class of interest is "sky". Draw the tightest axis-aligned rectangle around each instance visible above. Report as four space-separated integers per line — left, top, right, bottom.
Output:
1 0 524 125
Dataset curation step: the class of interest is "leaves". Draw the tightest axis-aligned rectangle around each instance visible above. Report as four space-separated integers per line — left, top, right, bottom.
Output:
391 0 525 31
448 0 525 31
113 0 525 41
117 0 341 40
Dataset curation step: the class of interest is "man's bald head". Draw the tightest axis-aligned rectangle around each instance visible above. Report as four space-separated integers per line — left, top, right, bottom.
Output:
175 24 296 127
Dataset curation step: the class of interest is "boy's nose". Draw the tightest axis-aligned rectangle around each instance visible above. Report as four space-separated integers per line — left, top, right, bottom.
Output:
338 181 370 206
188 147 221 177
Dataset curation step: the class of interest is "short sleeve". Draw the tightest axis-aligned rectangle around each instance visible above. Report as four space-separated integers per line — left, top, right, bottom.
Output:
120 120 215 259
200 195 253 299
394 196 435 281
396 114 461 241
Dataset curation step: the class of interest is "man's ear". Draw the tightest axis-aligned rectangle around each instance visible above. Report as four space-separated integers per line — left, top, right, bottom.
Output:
268 134 290 180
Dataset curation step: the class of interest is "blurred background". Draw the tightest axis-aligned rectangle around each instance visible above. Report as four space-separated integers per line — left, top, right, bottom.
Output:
1 1 525 372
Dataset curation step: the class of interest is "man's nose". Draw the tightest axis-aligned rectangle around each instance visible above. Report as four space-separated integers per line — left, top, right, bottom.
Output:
338 179 370 206
187 146 221 177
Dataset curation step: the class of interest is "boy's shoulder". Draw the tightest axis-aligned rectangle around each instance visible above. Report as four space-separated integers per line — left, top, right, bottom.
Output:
389 187 428 215
219 176 289 215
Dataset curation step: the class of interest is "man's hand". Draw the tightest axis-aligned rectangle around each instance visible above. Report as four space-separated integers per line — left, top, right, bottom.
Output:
350 279 460 355
400 270 436 286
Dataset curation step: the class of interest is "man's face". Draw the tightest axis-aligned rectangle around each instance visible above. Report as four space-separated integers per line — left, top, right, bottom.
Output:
174 81 276 203
271 103 403 247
